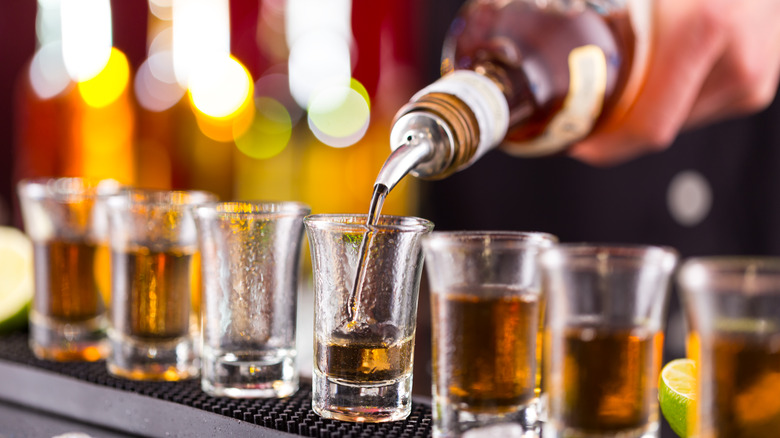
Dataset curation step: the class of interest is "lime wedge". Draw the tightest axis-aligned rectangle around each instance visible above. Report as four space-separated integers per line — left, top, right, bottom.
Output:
659 358 697 437
0 226 33 333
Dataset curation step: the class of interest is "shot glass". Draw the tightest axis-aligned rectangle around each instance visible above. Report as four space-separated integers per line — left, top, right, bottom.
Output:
17 177 121 361
304 214 434 422
194 201 310 398
422 231 557 437
678 257 780 437
106 189 216 381
540 244 677 438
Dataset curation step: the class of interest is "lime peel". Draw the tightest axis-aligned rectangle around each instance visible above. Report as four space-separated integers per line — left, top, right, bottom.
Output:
659 358 697 438
0 226 33 333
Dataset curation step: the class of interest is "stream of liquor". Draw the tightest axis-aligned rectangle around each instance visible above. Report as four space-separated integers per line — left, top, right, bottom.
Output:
347 183 389 322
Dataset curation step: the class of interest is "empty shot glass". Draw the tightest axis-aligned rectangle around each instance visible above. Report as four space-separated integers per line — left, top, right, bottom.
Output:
17 177 121 361
540 244 678 438
422 231 557 437
106 189 216 381
304 214 434 422
678 257 780 437
194 201 310 398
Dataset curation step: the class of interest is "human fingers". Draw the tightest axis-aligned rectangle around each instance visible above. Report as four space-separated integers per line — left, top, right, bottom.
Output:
568 0 727 166
686 0 780 128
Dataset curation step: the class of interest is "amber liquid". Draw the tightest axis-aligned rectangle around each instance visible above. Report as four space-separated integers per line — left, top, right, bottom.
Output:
316 333 414 383
443 0 636 142
33 240 108 322
709 333 780 437
433 288 538 413
112 246 197 341
558 326 661 432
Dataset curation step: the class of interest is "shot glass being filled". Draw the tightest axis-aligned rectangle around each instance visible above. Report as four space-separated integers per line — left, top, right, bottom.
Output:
304 214 434 422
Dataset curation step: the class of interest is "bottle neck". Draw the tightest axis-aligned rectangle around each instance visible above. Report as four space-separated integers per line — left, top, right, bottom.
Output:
390 92 481 180
384 71 510 182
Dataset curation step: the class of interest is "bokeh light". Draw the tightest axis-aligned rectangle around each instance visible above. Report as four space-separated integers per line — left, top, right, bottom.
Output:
78 48 130 108
150 0 174 20
288 31 352 110
285 0 352 47
172 0 230 87
307 80 370 148
254 72 304 125
135 52 186 112
194 101 255 142
29 42 71 99
235 97 293 159
189 55 253 119
61 0 113 81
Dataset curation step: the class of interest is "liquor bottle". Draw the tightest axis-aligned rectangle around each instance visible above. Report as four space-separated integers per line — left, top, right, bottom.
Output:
373 0 650 191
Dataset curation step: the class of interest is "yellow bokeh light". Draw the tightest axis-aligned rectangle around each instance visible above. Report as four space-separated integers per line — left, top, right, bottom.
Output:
194 100 255 143
235 97 292 160
189 55 253 119
350 78 370 110
77 48 130 108
307 83 370 148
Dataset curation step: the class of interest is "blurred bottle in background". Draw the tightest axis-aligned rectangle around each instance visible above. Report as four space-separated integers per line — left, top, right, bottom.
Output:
11 0 430 221
14 0 136 188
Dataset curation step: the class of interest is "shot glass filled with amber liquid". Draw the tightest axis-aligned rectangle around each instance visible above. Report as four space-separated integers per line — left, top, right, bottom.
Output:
106 189 216 381
305 214 433 422
540 244 677 438
678 257 780 437
422 231 557 437
17 177 121 361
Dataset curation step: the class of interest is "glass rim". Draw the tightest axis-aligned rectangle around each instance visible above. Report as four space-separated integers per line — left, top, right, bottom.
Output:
17 177 123 200
539 242 679 270
303 213 434 233
106 188 218 209
678 256 780 295
422 230 558 251
194 200 311 218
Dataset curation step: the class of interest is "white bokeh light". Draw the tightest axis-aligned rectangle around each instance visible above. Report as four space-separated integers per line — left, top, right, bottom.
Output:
288 31 351 110
189 55 252 118
60 0 113 81
172 0 230 87
135 53 186 112
29 42 71 99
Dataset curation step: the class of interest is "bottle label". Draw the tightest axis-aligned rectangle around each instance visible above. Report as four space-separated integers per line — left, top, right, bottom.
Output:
414 70 510 162
504 44 608 156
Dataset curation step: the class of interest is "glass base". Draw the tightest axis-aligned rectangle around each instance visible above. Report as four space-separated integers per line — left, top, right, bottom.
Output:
107 330 198 381
312 369 412 422
433 397 539 438
201 347 298 398
542 420 659 438
29 311 108 362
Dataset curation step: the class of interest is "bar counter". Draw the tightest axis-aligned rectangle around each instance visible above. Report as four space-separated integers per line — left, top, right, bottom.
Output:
0 332 433 438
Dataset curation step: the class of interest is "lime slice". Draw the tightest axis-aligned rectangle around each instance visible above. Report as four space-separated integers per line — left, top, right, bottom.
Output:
0 226 33 333
659 358 697 437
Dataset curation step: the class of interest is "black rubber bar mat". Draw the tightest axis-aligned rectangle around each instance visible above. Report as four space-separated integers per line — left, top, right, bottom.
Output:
0 332 433 438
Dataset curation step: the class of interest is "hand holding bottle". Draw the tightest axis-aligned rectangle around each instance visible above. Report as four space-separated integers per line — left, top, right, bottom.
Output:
569 0 780 166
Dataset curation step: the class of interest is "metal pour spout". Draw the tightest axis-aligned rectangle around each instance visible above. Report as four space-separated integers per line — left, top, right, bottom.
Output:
373 137 433 193
374 111 458 192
